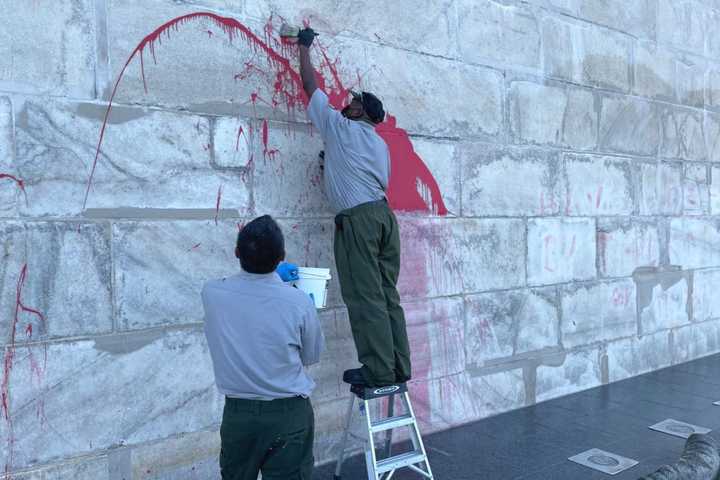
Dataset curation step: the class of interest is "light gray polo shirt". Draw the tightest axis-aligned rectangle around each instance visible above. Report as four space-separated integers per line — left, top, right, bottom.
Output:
202 270 324 400
307 89 390 213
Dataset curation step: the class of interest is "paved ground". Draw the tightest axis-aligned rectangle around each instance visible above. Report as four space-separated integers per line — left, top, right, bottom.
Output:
315 354 720 479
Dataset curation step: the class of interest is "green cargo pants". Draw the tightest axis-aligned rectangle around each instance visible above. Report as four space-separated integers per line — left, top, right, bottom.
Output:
219 396 314 480
334 199 412 386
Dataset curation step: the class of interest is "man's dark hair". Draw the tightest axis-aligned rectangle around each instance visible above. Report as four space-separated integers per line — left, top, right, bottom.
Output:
236 215 285 274
360 91 385 124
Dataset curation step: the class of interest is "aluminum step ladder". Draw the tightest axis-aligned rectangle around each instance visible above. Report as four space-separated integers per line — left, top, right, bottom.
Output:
334 382 434 480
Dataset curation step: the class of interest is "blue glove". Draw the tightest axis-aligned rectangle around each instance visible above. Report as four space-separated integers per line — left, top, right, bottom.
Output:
276 262 299 282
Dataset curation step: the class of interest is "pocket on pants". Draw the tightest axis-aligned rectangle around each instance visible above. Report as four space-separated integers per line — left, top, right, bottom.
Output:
261 428 313 480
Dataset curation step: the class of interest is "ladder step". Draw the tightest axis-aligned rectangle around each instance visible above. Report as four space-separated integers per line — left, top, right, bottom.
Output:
370 414 414 433
375 451 427 474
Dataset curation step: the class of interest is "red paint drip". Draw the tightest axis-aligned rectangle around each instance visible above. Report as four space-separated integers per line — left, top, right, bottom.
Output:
214 184 223 225
2 264 45 475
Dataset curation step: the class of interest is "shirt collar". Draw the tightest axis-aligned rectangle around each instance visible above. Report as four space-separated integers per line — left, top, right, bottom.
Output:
237 269 282 283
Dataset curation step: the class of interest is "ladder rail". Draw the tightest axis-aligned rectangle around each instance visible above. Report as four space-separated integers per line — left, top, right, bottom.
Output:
362 400 380 479
402 392 434 479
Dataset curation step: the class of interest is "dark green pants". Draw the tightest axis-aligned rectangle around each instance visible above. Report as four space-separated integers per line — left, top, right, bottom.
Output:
219 396 314 480
334 199 412 386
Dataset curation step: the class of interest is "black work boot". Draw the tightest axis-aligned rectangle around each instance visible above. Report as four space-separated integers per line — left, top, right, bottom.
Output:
342 368 367 386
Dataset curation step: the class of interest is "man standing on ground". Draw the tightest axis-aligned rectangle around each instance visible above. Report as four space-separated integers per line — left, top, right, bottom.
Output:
296 28 412 388
202 215 324 480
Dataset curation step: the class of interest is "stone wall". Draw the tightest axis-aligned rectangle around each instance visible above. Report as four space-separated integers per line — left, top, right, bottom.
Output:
2 0 720 477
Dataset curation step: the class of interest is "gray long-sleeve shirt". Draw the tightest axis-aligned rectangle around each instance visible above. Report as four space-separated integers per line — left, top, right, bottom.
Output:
202 270 324 400
307 89 390 213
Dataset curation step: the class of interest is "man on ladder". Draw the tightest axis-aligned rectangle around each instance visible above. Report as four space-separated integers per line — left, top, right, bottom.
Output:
297 26 411 390
296 27 433 479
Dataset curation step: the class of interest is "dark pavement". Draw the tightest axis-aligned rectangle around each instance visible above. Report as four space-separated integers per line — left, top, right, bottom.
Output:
315 354 720 479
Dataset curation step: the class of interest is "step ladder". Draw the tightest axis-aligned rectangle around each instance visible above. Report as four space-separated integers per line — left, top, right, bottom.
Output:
333 382 434 480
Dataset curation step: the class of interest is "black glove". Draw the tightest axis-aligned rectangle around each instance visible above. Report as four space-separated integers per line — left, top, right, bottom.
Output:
298 28 317 48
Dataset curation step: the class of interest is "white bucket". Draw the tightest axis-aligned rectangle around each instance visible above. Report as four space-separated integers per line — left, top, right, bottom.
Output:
293 267 332 309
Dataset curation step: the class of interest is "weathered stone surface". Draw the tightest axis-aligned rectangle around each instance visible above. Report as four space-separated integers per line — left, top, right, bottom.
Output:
683 163 709 215
573 0 657 38
363 44 504 138
660 106 708 162
130 430 220 480
528 218 596 286
669 218 720 269
0 222 112 340
106 2 270 112
639 162 683 215
410 138 461 216
672 321 720 364
561 280 637 348
599 95 660 157
405 297 465 381
598 219 660 278
509 81 596 150
15 100 250 217
396 218 464 300
563 154 634 216
0 0 96 98
305 308 344 401
536 349 602 402
0 96 16 216
607 331 672 382
657 0 707 53
635 268 690 334
251 121 332 218
711 166 720 214
465 369 526 418
705 113 720 163
457 0 540 69
246 0 457 58
466 288 559 368
458 219 526 293
708 65 720 112
5 329 223 469
113 221 238 329
461 144 561 217
10 456 109 480
676 53 706 109
634 42 676 101
543 16 632 92
693 269 720 323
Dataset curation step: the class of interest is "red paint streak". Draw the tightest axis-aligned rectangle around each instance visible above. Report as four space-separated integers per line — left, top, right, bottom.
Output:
235 125 245 152
612 287 631 307
3 264 45 475
87 12 448 216
187 242 202 252
214 184 223 225
568 234 577 257
543 235 555 273
595 185 603 209
262 119 269 154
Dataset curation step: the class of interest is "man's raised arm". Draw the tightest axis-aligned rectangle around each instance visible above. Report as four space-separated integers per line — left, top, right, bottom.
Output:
298 28 318 98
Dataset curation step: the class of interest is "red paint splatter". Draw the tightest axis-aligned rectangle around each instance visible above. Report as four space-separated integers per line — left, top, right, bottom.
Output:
84 12 309 210
378 116 448 215
86 12 447 216
214 184 223 225
187 242 202 252
3 264 46 475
